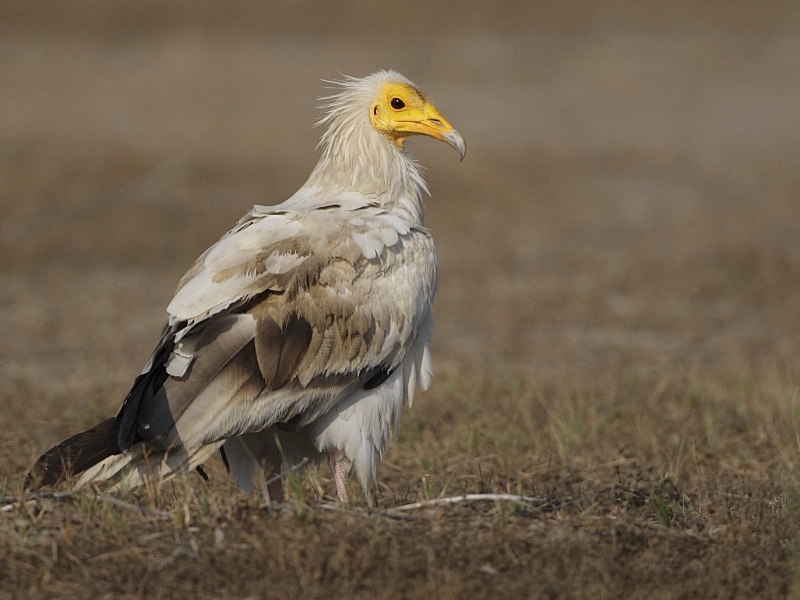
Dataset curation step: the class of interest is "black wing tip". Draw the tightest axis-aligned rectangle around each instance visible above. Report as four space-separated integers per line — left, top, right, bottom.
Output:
26 417 122 490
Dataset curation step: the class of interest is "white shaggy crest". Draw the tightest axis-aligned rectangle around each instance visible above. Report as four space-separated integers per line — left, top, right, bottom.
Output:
297 70 430 224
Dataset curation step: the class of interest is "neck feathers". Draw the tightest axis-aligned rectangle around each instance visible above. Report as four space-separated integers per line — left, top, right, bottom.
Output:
297 73 429 225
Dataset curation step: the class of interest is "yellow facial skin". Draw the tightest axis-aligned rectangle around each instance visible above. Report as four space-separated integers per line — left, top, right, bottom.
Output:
370 82 466 160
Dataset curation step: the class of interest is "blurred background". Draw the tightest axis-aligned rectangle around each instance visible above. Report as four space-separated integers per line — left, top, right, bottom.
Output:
2 0 800 454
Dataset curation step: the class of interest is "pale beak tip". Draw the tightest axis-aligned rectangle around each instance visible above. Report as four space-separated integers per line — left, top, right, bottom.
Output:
444 129 466 161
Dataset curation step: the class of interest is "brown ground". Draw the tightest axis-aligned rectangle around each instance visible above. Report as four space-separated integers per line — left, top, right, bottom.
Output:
2 1 800 598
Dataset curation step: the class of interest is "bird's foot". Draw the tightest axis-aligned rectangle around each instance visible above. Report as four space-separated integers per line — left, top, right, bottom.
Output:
329 449 349 504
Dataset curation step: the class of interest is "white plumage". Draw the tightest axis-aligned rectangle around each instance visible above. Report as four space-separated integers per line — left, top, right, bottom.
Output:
31 70 464 503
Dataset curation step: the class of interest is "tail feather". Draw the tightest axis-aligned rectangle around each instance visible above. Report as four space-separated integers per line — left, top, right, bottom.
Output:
77 441 223 491
27 418 121 489
28 417 222 492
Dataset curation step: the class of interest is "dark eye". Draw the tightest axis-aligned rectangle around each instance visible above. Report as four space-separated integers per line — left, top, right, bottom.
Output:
390 97 405 110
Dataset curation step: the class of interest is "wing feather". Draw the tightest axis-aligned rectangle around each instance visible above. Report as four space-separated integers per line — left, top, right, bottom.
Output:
136 314 261 442
68 199 435 489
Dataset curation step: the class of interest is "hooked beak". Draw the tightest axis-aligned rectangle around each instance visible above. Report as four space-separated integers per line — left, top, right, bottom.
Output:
397 118 467 161
442 129 466 161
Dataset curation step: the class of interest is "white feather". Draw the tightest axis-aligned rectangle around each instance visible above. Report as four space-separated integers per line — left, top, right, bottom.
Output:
167 269 263 323
351 231 384 259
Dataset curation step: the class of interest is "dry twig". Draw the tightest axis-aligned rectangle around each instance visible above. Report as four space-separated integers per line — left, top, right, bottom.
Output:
1 491 76 505
388 493 547 512
1 490 171 519
317 503 416 521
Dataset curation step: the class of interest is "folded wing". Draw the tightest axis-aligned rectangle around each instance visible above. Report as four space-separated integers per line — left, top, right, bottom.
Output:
32 200 435 489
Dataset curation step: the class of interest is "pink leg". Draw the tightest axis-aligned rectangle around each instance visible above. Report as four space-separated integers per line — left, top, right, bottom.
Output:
329 449 349 504
262 442 284 504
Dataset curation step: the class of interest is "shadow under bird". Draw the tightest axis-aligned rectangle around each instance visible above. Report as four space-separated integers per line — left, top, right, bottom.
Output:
28 70 465 504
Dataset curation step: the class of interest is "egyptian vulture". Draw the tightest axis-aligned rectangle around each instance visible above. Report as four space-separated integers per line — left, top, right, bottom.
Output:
28 70 465 504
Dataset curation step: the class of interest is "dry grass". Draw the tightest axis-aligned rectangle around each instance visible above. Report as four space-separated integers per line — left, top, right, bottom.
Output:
2 1 800 598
